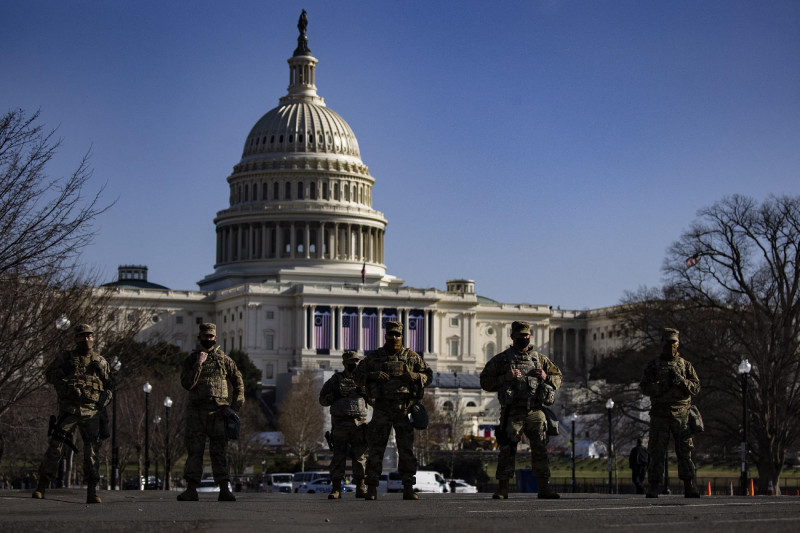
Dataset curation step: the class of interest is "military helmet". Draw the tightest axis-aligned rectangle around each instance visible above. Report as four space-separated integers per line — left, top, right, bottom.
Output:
662 328 679 342
385 321 403 334
408 401 429 430
199 323 217 336
342 351 360 363
73 323 94 335
511 321 531 335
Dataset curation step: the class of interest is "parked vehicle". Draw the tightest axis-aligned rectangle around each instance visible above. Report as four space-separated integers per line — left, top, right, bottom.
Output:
196 478 220 493
384 471 403 493
264 473 294 493
291 471 329 492
449 479 478 493
413 470 448 493
296 478 334 494
122 476 162 490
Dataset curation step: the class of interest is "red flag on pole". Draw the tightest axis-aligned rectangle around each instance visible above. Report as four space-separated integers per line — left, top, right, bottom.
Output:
361 262 366 283
685 255 699 268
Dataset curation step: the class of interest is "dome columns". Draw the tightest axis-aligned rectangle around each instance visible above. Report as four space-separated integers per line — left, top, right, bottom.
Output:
215 220 384 265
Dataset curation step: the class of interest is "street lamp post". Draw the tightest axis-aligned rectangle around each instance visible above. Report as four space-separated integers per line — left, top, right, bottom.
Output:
153 415 161 489
153 415 161 490
110 357 122 490
738 359 752 496
571 412 578 493
143 381 152 490
606 398 614 494
164 396 173 491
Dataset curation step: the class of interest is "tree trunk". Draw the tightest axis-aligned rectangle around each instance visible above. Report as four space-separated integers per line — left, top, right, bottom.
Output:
755 437 784 494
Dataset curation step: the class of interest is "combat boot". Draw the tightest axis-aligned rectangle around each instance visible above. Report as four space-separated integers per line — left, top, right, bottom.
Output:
364 484 378 500
403 483 419 500
492 479 509 500
86 484 101 504
683 478 701 498
646 482 660 498
218 480 236 502
328 479 342 499
177 481 199 501
538 479 560 499
354 479 367 498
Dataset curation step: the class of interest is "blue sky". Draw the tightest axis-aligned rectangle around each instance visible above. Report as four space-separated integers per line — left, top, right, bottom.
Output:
2 0 798 309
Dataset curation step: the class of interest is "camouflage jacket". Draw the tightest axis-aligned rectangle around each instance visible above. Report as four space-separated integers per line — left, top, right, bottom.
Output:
319 371 368 424
639 355 700 417
354 346 432 402
480 346 562 408
181 345 245 411
46 349 111 416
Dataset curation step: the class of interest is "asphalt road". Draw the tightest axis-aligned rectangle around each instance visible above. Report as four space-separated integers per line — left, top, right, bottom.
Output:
2 489 799 533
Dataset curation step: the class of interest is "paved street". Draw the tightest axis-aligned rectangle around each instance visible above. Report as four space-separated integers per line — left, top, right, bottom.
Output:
3 490 800 532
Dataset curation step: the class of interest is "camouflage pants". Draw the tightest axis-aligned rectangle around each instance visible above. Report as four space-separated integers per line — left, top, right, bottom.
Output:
496 406 551 481
329 418 367 483
366 400 416 486
647 410 695 483
182 407 229 484
38 412 102 485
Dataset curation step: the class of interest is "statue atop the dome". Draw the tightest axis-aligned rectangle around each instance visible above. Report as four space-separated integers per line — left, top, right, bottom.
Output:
294 9 311 56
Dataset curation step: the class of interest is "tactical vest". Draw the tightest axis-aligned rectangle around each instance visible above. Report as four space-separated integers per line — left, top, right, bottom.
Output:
651 356 691 408
375 348 414 399
192 351 229 401
498 351 555 407
330 375 368 418
61 351 105 404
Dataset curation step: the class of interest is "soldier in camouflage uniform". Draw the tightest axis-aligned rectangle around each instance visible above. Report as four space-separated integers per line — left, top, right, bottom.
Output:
32 324 111 504
640 328 701 498
319 351 369 499
354 321 432 500
480 321 562 499
177 323 244 502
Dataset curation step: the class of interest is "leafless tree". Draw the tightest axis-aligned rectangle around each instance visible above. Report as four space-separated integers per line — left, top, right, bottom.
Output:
277 368 324 472
227 401 268 477
617 194 800 493
0 108 116 461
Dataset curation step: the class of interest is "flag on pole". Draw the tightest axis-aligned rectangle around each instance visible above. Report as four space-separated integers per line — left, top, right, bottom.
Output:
685 255 699 268
361 262 366 284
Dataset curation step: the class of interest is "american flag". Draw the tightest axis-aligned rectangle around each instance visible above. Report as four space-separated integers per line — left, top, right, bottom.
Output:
342 308 358 351
362 311 379 352
314 309 331 351
381 311 398 334
407 312 425 354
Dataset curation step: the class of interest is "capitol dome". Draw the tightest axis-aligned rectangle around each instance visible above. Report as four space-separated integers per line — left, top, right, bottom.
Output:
198 13 399 291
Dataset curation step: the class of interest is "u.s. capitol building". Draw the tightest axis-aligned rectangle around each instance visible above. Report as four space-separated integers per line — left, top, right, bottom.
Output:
105 16 624 424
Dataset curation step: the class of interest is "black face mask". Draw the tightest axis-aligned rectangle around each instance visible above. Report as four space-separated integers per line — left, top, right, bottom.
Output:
200 339 216 350
76 340 93 353
513 337 530 350
346 364 358 373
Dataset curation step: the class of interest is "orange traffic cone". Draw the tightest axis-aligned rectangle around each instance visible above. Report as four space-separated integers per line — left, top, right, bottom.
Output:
749 478 755 496
706 481 712 496
767 481 774 495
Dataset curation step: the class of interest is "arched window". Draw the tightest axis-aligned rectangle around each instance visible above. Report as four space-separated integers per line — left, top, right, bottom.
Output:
322 182 328 199
262 182 268 200
309 182 317 199
297 182 304 199
273 182 279 199
442 401 454 412
333 183 339 200
284 182 291 200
